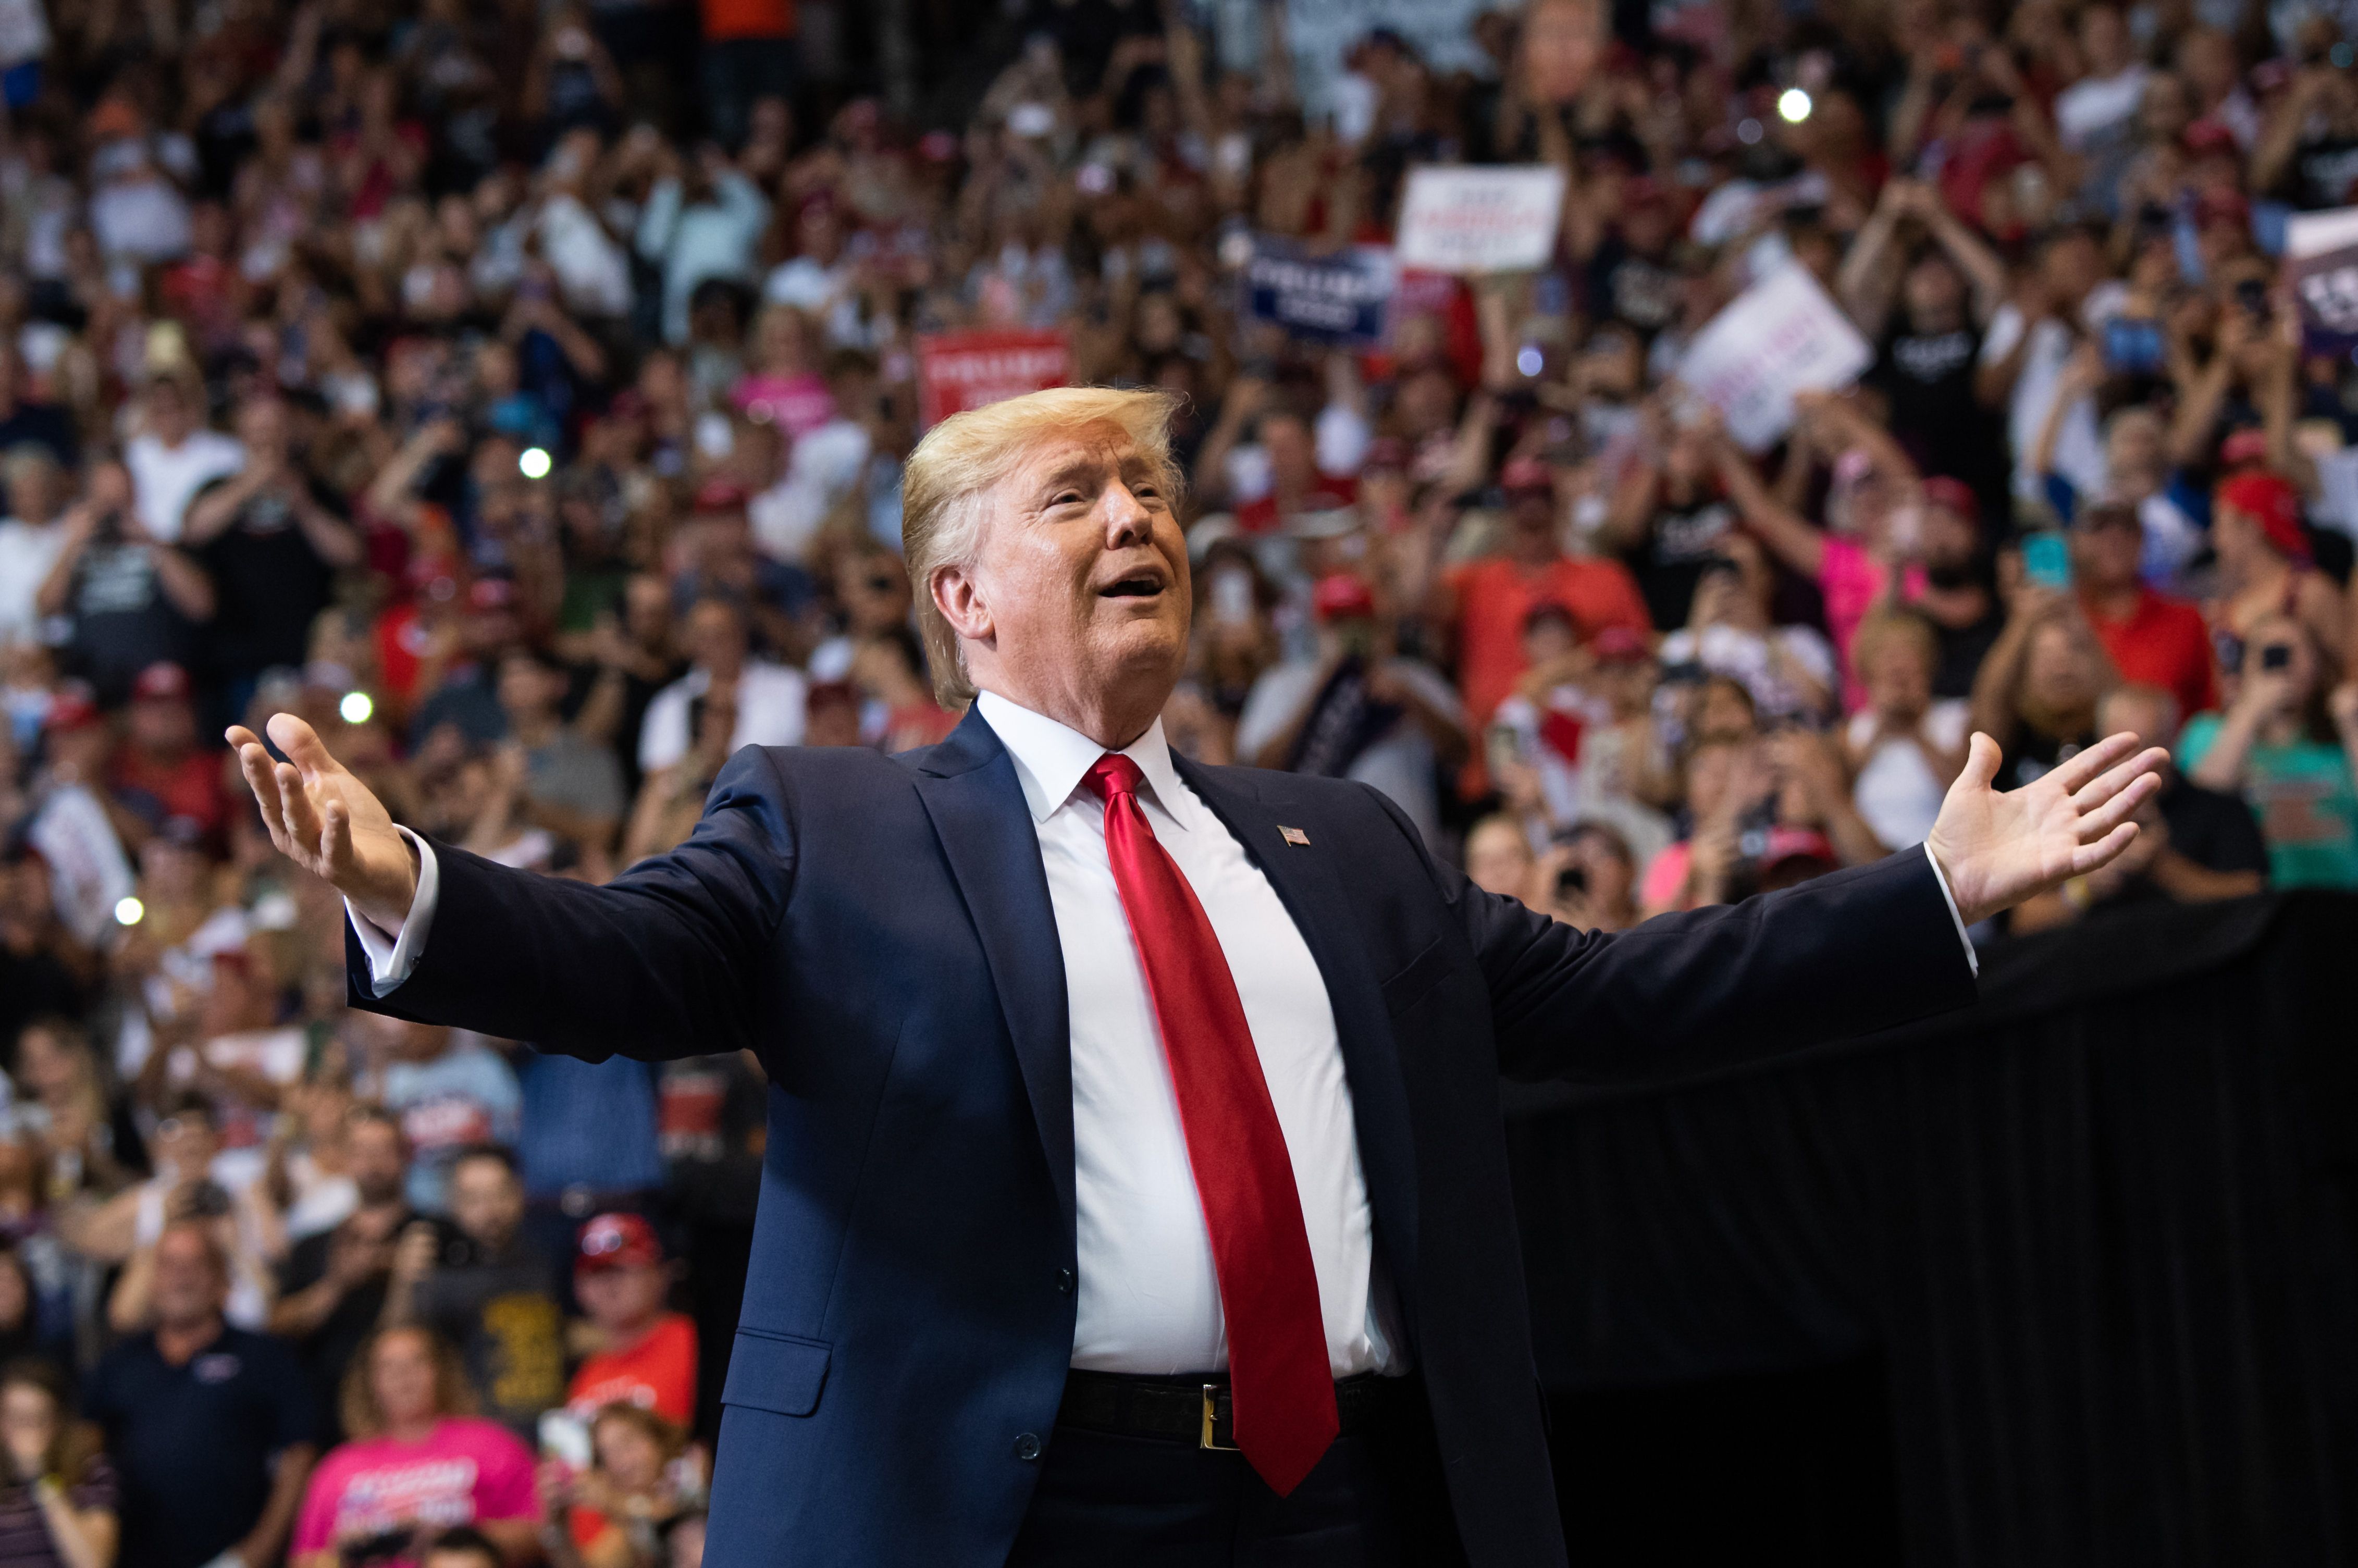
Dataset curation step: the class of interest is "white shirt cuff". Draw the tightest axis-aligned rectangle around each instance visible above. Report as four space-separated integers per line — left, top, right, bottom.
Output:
1920 842 1979 979
347 827 439 996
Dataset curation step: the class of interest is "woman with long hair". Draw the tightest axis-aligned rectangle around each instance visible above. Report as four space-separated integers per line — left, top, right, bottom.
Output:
2182 613 2358 888
0 1361 116 1568
289 1327 539 1568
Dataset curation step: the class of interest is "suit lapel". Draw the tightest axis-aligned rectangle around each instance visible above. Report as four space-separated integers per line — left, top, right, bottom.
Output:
1172 757 1423 1327
912 710 1077 1237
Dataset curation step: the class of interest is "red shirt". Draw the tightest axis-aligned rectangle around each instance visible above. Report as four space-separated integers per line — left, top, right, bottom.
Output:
1234 474 1357 535
2082 586 2216 720
1446 554 1655 729
108 745 229 836
565 1311 698 1427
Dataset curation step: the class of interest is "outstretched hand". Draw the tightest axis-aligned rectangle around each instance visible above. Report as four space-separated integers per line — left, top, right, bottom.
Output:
1925 731 2168 928
228 713 418 931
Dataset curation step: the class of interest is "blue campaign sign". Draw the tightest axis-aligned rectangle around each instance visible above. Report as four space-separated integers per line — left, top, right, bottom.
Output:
1243 238 1396 347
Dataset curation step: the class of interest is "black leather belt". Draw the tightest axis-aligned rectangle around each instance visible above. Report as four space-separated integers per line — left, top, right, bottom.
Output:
1057 1369 1408 1452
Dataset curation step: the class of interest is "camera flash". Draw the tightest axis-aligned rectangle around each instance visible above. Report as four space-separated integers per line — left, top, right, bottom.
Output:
340 690 375 725
1777 88 1812 124
518 447 553 480
115 896 145 927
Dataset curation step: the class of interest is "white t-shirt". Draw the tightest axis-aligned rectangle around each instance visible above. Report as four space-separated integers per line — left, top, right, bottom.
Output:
748 417 871 565
1231 657 1462 847
637 660 810 774
1980 281 2127 504
127 428 244 542
1657 622 1836 725
0 516 65 647
1847 700 1972 853
2054 66 2151 152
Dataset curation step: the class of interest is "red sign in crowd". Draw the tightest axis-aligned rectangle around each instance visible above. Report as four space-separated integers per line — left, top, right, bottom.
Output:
916 329 1074 428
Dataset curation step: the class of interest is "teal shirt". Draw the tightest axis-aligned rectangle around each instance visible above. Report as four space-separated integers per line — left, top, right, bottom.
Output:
2179 713 2358 889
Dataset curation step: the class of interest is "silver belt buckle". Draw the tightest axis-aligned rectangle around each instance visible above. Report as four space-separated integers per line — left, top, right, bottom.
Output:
1200 1385 1238 1451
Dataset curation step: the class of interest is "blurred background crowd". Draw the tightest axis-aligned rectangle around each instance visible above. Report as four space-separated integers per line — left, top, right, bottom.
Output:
1 0 2357 1562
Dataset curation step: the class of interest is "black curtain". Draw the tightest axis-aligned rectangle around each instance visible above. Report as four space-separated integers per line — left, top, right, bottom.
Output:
1504 893 2358 1568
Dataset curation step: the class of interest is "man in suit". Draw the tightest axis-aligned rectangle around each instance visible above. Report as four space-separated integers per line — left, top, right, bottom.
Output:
231 386 2164 1567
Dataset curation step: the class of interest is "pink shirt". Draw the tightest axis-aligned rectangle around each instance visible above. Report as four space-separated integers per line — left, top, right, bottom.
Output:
732 371 836 436
292 1417 539 1563
1819 535 1928 712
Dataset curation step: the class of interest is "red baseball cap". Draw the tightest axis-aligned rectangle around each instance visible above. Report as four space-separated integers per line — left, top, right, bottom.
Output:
43 687 101 733
693 478 749 514
1760 825 1840 872
2181 119 2239 158
1920 476 1979 526
2215 469 2310 561
1311 573 1379 622
2218 428 2271 470
1590 625 1651 663
1500 455 1553 495
576 1213 663 1273
131 661 191 702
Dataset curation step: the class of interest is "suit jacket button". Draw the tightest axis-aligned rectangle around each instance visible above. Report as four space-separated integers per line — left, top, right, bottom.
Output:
1055 1268 1075 1294
1014 1433 1042 1462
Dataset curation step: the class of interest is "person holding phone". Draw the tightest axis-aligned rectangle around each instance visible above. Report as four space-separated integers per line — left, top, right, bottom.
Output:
2180 614 2358 887
288 1327 538 1568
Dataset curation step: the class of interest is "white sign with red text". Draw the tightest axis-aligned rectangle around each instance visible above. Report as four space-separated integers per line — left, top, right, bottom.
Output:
1676 260 1872 452
1394 166 1566 275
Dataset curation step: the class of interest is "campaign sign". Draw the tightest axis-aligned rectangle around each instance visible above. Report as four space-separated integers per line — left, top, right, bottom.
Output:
1676 260 1872 451
916 329 1072 428
2285 206 2358 352
1394 165 1566 275
1243 238 1396 346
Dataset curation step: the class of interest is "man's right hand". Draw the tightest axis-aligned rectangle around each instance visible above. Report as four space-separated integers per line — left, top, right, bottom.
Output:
229 714 418 931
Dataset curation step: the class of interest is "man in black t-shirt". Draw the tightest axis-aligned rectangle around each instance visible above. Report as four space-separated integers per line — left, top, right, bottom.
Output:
384 1144 565 1436
182 397 362 708
270 1105 417 1440
83 1221 318 1568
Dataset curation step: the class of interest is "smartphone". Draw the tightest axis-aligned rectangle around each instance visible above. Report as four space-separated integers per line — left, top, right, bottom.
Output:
2103 316 2165 375
2022 529 2072 590
539 1409 594 1470
1485 723 1527 780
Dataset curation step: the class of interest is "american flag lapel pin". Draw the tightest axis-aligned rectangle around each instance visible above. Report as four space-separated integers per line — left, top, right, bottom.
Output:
1279 825 1311 847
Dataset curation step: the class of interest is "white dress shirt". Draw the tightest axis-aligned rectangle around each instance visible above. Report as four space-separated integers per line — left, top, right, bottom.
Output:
353 692 1401 1379
636 660 810 775
350 694 1973 1378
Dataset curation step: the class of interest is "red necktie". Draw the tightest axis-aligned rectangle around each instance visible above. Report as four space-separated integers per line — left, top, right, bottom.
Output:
1084 753 1339 1496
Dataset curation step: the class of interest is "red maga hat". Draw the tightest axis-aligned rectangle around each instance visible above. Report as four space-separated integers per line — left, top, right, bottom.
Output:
576 1212 663 1273
2215 470 2309 561
1920 476 1979 525
1311 573 1379 622
131 661 191 702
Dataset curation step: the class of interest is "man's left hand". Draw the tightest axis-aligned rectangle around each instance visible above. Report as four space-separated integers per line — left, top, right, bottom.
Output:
1925 731 2168 928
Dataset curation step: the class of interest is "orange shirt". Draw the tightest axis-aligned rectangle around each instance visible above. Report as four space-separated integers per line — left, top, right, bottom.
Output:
1447 554 1655 729
566 1312 698 1427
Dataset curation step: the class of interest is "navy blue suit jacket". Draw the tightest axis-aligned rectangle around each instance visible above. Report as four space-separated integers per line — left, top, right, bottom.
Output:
349 708 1978 1566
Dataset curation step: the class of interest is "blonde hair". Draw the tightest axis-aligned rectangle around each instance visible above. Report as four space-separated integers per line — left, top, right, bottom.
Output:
1849 609 1938 682
340 1325 476 1440
901 386 1185 706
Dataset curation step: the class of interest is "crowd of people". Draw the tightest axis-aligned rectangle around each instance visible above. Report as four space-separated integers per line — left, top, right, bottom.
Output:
3 0 2358 1561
